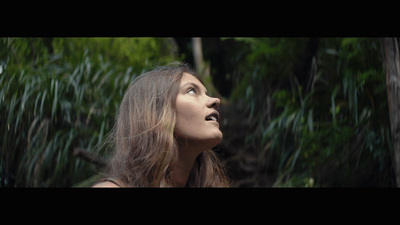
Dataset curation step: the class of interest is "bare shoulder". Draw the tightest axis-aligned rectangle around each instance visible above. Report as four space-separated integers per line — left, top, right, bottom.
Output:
92 179 121 188
92 181 120 188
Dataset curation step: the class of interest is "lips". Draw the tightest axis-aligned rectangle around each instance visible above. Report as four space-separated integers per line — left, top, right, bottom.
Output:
205 111 220 123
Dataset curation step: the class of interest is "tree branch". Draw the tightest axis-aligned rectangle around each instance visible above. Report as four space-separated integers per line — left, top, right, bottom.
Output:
73 148 108 168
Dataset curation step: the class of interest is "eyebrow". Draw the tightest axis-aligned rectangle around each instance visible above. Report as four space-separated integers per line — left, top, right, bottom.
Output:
182 82 208 95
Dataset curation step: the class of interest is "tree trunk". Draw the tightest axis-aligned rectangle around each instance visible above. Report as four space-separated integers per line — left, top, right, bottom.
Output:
192 38 204 72
381 38 400 187
192 37 211 79
191 37 226 103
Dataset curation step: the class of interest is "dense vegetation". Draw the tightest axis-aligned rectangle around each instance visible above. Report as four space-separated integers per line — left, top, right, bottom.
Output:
0 37 395 187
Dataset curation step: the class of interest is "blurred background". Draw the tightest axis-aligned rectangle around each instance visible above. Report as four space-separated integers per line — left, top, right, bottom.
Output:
0 37 396 187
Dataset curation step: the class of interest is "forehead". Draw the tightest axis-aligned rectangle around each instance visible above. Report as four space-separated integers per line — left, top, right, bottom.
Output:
180 72 207 90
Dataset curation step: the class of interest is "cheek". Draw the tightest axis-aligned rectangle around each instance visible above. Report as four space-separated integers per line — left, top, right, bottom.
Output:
175 102 198 129
174 99 203 137
176 92 202 114
176 101 197 120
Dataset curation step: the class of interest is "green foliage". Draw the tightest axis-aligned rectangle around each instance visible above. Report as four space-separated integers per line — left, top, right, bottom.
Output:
230 37 393 187
52 38 179 73
1 37 395 187
0 38 178 187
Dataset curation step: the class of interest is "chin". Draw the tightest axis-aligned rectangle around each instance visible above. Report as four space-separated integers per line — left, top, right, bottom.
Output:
176 130 223 149
207 132 223 148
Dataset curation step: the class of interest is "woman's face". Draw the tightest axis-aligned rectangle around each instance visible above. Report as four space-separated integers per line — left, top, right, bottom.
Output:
174 72 222 149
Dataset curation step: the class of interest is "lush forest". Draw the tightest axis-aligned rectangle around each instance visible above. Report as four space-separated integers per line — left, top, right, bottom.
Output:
0 37 397 187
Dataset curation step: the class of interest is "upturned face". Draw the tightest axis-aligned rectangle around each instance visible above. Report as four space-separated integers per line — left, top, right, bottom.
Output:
174 72 222 150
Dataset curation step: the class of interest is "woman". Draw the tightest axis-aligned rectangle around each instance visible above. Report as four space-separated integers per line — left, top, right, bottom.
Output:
93 63 230 187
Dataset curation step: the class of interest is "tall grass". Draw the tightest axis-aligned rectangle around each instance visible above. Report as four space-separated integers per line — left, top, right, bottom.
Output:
229 38 394 187
263 38 394 186
1 46 138 186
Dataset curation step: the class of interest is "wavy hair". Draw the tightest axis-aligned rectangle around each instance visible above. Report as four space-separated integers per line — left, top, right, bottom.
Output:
103 63 230 187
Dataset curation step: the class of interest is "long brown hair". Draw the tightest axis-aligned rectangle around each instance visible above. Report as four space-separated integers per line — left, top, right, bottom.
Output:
103 63 230 187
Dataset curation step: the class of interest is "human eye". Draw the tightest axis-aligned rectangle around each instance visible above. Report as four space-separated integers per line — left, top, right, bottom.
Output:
187 87 197 94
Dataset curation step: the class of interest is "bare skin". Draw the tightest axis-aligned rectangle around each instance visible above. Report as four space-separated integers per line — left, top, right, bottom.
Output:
92 179 121 187
93 73 221 187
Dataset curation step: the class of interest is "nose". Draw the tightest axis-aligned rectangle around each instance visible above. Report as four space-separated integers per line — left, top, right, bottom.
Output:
207 96 220 110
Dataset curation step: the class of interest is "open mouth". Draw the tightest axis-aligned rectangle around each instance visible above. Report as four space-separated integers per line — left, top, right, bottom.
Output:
205 111 219 122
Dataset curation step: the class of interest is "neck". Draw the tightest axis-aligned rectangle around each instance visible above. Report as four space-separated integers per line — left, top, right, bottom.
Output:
169 139 206 187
